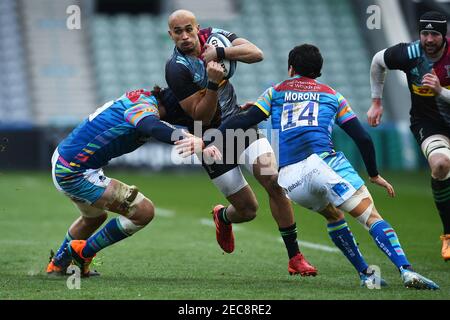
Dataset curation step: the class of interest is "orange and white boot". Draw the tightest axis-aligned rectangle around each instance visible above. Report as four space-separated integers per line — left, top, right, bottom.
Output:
68 240 99 277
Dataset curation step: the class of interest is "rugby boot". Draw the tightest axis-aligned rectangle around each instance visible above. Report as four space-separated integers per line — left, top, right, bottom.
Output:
46 249 70 276
212 204 235 253
288 252 318 276
68 240 98 277
359 271 388 288
440 234 450 262
401 269 439 290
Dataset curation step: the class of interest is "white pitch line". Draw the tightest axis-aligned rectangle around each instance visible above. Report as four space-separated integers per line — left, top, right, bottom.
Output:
198 218 337 252
200 218 243 231
156 208 175 218
278 238 340 253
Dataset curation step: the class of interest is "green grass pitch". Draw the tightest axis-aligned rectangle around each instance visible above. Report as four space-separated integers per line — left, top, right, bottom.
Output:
0 170 448 299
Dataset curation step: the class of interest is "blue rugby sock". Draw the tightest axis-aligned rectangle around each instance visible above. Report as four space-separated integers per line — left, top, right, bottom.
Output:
82 218 130 258
53 231 73 267
328 219 369 274
369 220 410 270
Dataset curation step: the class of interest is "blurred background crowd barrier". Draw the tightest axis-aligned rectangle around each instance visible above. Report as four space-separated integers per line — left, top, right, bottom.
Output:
0 0 449 171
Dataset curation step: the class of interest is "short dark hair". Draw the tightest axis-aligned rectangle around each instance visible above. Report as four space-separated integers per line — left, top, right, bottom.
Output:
288 44 323 79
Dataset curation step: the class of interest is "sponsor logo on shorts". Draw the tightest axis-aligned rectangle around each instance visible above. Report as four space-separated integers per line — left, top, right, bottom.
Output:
332 182 350 197
286 169 319 193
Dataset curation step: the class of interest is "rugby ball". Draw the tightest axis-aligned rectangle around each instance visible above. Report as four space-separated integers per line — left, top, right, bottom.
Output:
206 33 237 79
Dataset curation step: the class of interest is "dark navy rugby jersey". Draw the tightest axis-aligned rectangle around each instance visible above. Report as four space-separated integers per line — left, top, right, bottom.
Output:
165 27 241 129
384 38 450 124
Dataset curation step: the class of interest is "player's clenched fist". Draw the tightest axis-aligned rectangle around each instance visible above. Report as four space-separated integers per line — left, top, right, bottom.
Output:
422 68 442 94
206 61 225 84
201 43 218 64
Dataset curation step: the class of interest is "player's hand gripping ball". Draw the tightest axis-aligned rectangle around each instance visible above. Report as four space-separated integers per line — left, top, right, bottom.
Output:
205 33 237 79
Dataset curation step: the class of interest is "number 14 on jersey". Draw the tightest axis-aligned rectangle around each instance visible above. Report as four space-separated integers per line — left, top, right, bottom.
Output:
281 101 319 131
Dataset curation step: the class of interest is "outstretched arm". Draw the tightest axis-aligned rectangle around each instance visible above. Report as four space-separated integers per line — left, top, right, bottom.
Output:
340 117 395 197
136 116 183 144
217 105 268 133
137 116 222 160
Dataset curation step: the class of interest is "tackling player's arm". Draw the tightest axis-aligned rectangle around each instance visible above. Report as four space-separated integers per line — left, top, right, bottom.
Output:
217 105 268 133
166 60 225 125
136 115 221 159
214 86 272 134
199 105 267 149
136 116 180 145
124 101 206 156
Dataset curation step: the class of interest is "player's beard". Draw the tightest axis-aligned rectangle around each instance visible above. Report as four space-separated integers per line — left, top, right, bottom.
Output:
422 39 445 56
424 43 439 55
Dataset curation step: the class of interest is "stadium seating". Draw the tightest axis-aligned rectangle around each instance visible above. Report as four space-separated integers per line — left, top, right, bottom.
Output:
90 14 173 102
0 0 32 127
89 0 372 117
86 0 420 170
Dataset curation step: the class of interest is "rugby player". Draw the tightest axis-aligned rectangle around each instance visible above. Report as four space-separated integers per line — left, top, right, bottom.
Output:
46 88 219 276
165 9 317 276
367 11 450 261
208 44 439 289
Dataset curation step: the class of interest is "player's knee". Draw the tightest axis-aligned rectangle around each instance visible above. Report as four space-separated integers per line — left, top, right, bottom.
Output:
243 205 258 221
323 213 342 224
112 183 154 225
319 204 344 223
366 212 383 228
329 211 344 223
236 201 259 221
131 198 154 226
260 174 283 196
431 156 450 180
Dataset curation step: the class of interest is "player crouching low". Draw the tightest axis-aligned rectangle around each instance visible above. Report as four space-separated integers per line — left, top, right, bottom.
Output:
46 88 220 277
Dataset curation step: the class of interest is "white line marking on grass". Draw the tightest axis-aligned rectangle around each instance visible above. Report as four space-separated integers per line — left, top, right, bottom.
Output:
278 238 340 253
156 208 175 218
200 218 243 231
27 269 40 276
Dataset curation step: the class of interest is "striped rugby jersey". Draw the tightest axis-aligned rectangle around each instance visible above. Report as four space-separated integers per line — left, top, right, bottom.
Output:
57 89 159 169
255 75 356 168
384 38 450 125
